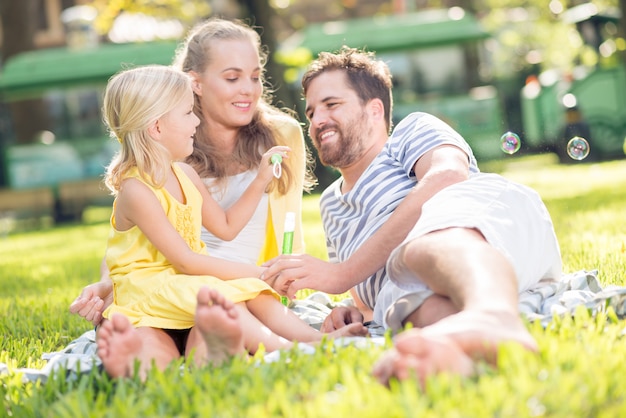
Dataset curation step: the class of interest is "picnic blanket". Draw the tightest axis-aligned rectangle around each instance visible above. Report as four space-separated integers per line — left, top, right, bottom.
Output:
2 269 626 383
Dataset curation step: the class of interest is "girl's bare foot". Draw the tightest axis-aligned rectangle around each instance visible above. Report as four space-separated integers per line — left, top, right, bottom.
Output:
96 314 142 378
194 287 245 366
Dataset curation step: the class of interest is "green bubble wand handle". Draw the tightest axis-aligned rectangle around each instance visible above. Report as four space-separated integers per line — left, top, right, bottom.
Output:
280 211 296 306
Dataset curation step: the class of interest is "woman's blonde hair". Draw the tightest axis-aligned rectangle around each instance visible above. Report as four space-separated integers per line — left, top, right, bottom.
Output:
173 17 316 193
103 65 192 194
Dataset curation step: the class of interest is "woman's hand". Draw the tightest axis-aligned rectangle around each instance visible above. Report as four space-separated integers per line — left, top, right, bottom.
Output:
257 146 291 184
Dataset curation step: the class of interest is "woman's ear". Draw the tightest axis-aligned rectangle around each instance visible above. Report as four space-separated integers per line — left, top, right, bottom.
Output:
188 71 202 95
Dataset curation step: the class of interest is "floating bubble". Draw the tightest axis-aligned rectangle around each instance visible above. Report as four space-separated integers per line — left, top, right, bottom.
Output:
566 136 590 160
500 131 521 154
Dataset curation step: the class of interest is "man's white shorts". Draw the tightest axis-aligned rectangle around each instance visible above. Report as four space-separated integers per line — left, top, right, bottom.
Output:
375 173 562 331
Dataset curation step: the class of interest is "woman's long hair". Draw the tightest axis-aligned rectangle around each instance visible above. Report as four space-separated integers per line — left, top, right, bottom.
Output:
173 18 316 193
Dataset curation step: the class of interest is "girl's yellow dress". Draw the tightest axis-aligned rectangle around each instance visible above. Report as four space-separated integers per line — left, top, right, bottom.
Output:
102 163 278 330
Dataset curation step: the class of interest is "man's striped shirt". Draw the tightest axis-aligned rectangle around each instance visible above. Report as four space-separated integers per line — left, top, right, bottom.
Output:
319 112 479 310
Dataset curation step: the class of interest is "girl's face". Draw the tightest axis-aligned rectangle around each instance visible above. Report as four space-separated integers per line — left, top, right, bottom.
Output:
191 38 263 131
156 87 200 160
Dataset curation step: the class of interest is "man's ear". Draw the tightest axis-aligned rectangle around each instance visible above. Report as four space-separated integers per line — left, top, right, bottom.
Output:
188 71 202 95
147 119 161 140
368 98 385 121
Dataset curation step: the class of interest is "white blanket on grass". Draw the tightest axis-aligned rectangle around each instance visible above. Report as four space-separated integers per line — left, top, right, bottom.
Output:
3 269 625 383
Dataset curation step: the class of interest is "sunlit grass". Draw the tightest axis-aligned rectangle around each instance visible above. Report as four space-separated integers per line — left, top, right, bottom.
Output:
2 153 626 416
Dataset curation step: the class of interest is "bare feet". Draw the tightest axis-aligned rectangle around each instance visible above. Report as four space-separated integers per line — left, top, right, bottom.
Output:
97 314 142 378
193 287 245 366
372 310 537 387
372 331 474 388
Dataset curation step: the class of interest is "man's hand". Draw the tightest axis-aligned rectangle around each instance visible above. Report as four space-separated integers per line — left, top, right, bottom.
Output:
321 306 364 332
69 281 113 326
262 254 356 299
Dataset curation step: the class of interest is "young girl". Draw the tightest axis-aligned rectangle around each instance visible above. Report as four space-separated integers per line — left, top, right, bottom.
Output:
97 65 367 379
71 17 315 325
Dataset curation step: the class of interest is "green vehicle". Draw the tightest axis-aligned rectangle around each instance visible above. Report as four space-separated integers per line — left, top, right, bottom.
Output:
520 3 626 162
277 7 507 162
0 40 178 221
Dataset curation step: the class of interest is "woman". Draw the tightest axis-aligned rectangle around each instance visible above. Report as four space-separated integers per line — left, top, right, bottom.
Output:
70 18 315 325
94 65 362 378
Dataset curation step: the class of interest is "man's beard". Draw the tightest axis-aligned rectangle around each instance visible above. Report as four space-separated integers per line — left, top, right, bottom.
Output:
316 110 368 169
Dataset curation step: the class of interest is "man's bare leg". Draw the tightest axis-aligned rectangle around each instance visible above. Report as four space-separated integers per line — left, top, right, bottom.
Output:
97 315 179 379
186 287 245 366
373 228 537 386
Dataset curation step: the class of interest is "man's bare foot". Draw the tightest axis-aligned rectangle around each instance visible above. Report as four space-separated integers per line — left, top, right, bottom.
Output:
97 314 142 378
193 287 245 366
417 310 538 363
372 310 537 387
372 331 474 387
327 322 369 338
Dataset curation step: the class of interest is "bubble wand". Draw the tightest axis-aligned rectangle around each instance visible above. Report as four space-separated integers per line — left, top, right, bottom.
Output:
280 212 296 306
270 153 282 179
271 153 292 306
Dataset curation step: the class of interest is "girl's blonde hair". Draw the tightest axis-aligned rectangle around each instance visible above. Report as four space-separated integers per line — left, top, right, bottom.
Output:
103 65 192 194
173 17 316 193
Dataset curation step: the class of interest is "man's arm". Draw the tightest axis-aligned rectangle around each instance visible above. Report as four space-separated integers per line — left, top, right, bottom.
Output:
337 144 470 289
263 144 470 298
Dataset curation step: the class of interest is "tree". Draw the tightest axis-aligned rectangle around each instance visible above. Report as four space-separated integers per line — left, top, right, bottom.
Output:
237 0 300 111
619 0 626 66
0 0 51 145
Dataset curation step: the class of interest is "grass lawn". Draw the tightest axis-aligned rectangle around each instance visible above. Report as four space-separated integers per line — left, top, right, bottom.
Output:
1 153 625 417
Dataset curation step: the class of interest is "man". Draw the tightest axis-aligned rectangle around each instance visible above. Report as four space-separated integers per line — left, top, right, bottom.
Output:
262 47 562 385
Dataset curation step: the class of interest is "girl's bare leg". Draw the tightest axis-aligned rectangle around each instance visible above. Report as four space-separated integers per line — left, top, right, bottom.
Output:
185 287 246 366
232 301 295 353
245 294 369 343
97 314 179 379
202 295 335 354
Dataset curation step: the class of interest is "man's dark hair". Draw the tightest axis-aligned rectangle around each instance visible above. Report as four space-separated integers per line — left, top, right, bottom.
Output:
302 46 394 133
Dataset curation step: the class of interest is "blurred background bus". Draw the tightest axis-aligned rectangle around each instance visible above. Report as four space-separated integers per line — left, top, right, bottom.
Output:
0 2 624 226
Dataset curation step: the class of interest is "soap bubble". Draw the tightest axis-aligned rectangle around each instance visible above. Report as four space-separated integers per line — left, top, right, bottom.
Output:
500 132 521 154
566 136 590 160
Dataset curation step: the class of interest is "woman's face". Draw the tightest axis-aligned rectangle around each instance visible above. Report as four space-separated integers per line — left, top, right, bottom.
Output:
191 38 263 131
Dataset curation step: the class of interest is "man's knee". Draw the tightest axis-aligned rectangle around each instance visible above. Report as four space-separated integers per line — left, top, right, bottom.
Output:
403 228 486 262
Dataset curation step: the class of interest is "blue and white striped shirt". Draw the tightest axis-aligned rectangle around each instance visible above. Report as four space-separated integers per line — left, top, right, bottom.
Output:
320 112 480 309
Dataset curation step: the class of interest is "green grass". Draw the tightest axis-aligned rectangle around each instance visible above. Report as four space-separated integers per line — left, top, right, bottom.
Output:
2 154 626 417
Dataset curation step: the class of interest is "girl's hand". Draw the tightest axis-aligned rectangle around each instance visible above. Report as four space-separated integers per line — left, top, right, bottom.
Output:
258 146 291 184
69 281 114 326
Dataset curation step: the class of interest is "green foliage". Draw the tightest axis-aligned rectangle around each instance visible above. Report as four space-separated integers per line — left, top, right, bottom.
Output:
2 155 626 416
87 0 211 34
